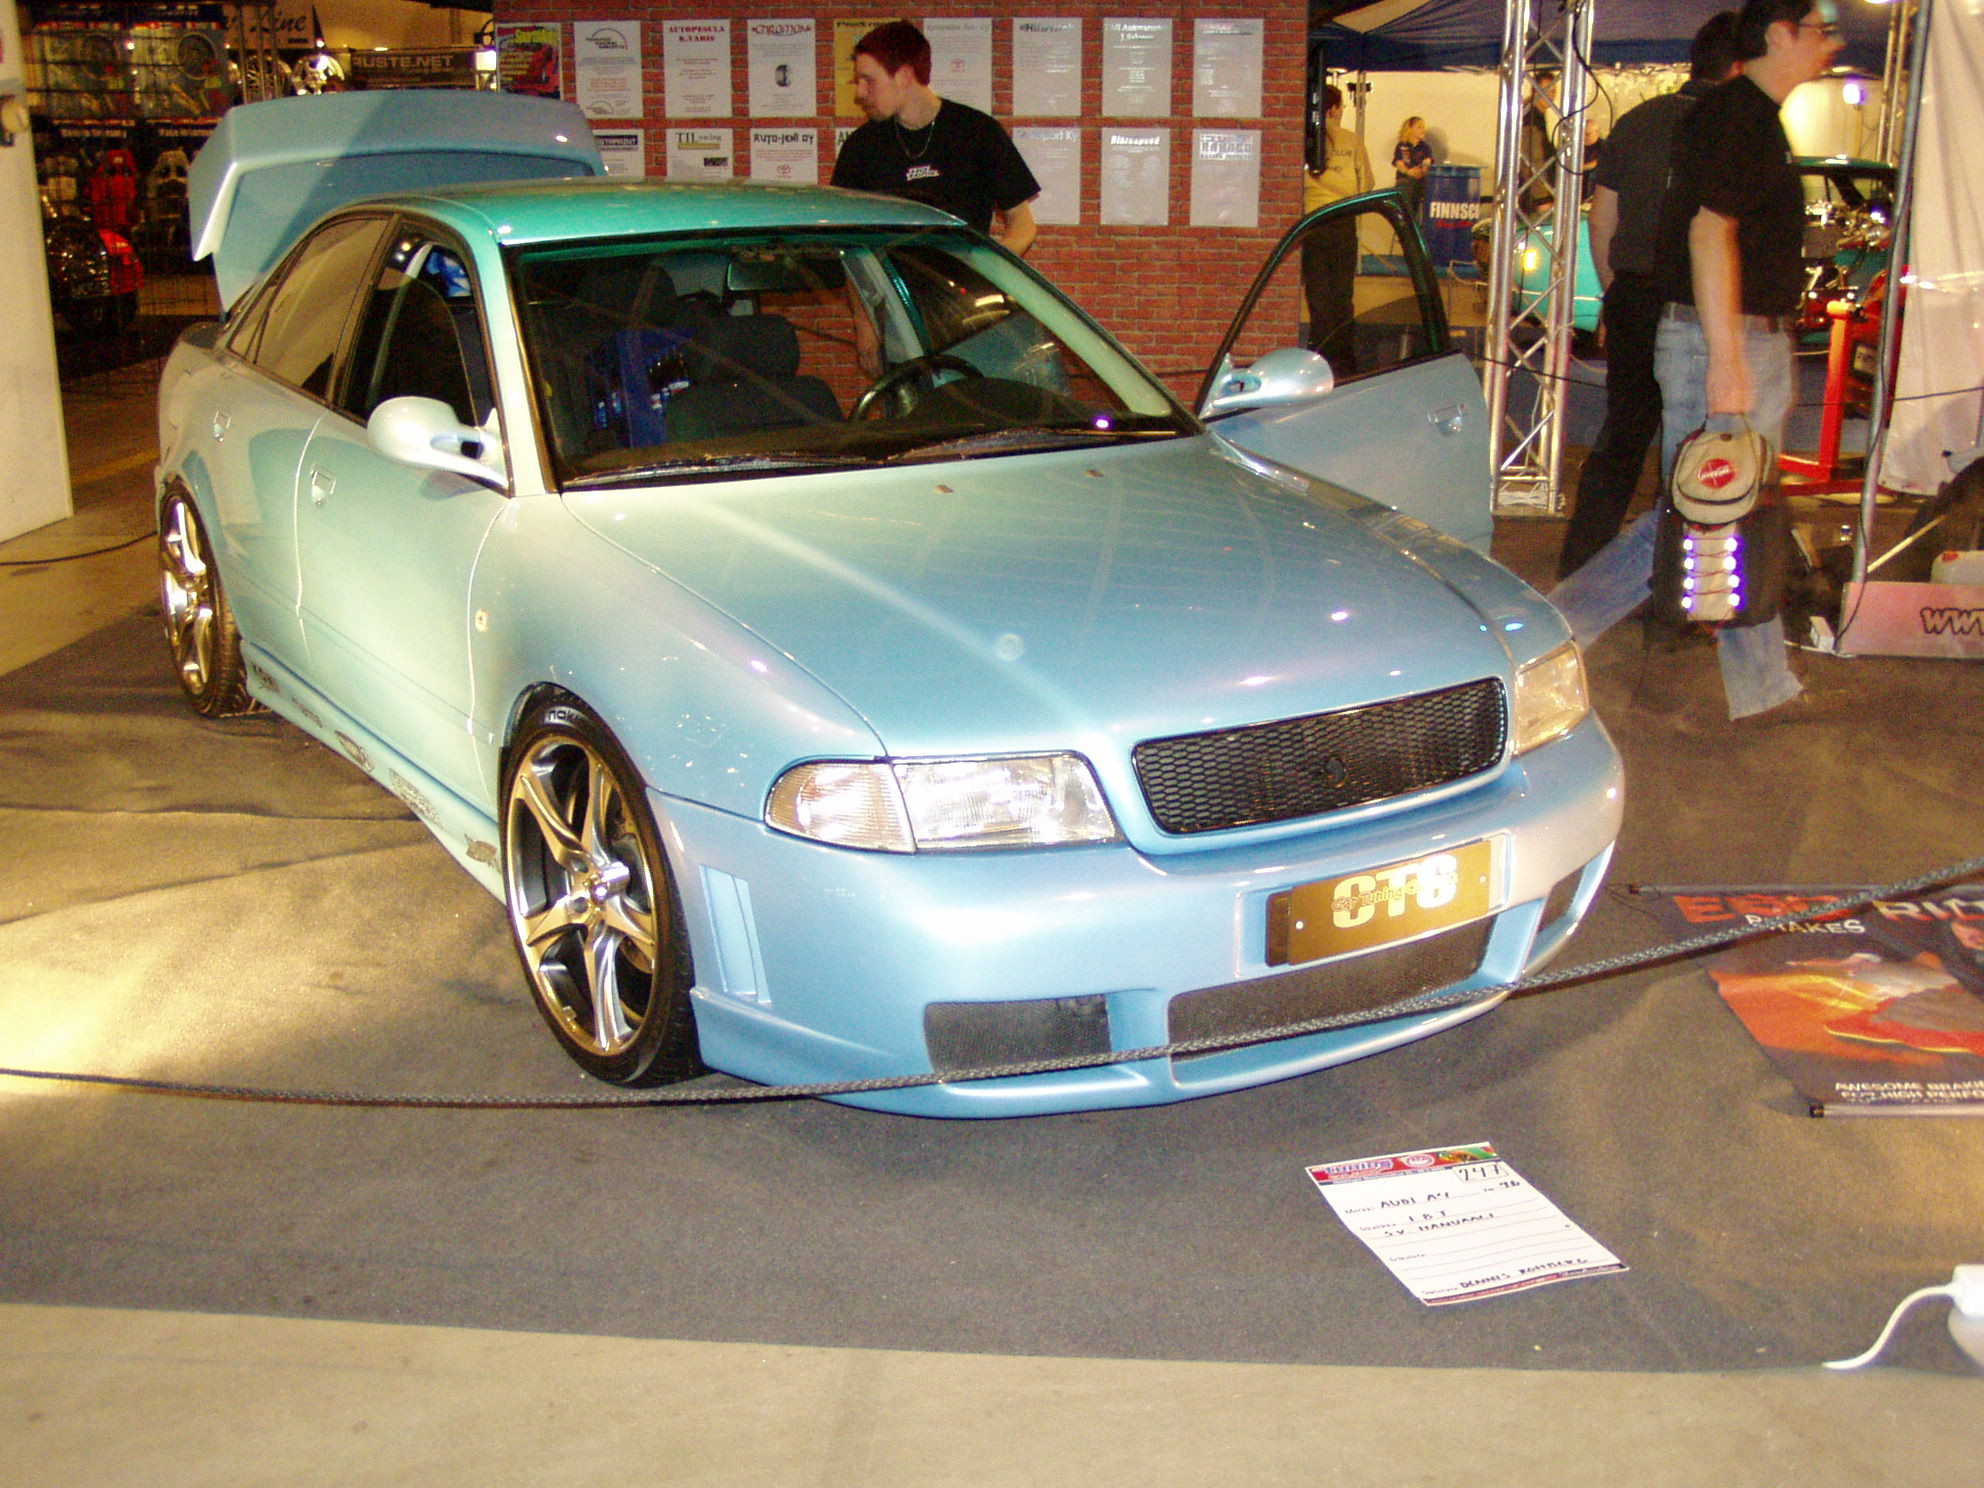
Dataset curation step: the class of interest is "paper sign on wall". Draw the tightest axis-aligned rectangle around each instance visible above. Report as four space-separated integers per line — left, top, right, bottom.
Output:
497 23 562 99
1012 17 1081 117
751 127 819 184
1012 126 1081 225
1190 128 1259 228
574 21 641 120
1101 127 1168 226
747 19 816 117
925 17 992 115
668 127 733 180
1103 18 1172 118
664 20 730 118
1193 17 1263 119
833 18 888 118
593 128 646 177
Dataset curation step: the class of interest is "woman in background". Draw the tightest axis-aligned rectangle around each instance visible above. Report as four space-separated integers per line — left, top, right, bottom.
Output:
1392 117 1433 219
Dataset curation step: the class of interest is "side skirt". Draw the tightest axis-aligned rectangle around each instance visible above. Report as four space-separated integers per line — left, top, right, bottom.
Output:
241 641 506 900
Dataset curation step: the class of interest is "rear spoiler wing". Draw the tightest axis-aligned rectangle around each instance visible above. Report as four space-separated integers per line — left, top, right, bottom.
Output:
189 91 602 307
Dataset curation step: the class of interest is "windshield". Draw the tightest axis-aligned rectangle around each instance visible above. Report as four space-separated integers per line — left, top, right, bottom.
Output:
512 226 1193 485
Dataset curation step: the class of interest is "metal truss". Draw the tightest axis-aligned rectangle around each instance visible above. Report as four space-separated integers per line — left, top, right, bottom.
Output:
231 2 287 104
1481 0 1597 515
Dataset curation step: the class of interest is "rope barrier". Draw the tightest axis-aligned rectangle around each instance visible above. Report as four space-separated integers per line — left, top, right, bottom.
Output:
6 853 1983 1112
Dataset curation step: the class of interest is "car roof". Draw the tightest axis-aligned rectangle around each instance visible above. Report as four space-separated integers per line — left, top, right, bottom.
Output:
374 177 962 248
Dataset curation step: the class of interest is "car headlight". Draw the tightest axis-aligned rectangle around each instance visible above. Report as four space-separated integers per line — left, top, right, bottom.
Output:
767 754 1120 852
1510 642 1590 754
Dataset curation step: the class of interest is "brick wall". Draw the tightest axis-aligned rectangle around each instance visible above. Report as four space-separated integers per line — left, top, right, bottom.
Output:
490 2 1311 402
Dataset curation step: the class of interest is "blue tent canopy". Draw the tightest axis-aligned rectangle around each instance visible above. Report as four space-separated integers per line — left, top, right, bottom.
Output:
1318 0 1889 72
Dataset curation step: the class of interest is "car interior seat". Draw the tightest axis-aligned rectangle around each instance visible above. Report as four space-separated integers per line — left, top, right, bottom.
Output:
663 314 843 441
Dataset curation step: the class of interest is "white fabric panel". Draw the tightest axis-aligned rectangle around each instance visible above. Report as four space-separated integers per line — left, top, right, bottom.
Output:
1883 0 1984 494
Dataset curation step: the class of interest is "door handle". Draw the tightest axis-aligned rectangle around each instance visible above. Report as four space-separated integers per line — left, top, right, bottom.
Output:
211 409 230 441
1428 403 1465 436
309 467 336 505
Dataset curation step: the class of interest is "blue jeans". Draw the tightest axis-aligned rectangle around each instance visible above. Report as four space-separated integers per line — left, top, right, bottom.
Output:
1549 312 1802 719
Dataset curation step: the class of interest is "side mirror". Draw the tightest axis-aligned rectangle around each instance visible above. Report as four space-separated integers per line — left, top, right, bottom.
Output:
368 397 506 488
1199 347 1335 420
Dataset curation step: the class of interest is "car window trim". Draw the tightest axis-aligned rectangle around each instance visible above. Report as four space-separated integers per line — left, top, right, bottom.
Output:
226 211 395 408
327 214 507 462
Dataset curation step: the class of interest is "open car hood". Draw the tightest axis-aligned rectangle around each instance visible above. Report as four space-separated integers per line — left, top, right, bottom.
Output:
188 91 602 308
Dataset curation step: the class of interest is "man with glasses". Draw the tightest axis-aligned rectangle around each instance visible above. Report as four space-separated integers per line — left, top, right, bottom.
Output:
1551 0 1843 721
1557 12 1742 580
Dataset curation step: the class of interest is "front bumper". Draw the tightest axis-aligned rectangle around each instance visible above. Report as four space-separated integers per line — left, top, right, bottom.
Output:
658 718 1623 1116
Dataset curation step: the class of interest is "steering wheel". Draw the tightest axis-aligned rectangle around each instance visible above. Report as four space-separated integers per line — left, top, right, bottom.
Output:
852 352 983 420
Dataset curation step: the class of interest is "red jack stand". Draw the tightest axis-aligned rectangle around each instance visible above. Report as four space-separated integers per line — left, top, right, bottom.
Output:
1780 296 1884 495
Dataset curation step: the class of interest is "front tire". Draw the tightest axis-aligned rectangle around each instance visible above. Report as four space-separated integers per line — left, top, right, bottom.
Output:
502 701 703 1085
158 489 255 717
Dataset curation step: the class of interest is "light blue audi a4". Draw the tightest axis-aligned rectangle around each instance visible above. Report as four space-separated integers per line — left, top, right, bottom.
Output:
156 92 1621 1115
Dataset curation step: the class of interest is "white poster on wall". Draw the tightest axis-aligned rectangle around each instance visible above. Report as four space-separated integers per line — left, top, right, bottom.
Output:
1012 126 1081 225
746 19 816 117
1190 129 1259 227
750 127 819 184
925 17 993 115
574 21 641 119
1193 18 1263 119
1012 17 1082 117
1101 127 1169 226
1103 18 1172 118
668 127 734 180
593 127 647 177
664 20 731 118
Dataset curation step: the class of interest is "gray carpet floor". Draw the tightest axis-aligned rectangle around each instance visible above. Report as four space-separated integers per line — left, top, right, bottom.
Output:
1 608 1979 1376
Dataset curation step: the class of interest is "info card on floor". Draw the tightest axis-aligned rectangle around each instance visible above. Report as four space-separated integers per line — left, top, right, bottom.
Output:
1306 1142 1626 1305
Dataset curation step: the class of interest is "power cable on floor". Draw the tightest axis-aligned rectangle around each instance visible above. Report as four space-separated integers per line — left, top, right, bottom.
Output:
0 529 156 567
4 852 1981 1112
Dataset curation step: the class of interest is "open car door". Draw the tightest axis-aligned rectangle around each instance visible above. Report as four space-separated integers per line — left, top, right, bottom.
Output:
1199 191 1492 551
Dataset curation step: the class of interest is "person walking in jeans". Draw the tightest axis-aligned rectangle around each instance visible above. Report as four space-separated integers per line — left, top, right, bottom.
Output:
1557 13 1740 579
1551 0 1842 720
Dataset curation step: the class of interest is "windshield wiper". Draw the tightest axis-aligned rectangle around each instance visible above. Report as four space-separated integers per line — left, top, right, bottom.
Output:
879 423 1178 464
565 450 871 488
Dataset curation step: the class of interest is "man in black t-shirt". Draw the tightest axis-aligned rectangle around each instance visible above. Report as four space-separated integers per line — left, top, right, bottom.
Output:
1550 0 1842 721
831 21 1039 255
1557 13 1739 580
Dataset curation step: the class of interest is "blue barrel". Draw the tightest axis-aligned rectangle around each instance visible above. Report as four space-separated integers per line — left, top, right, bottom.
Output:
1422 163 1481 272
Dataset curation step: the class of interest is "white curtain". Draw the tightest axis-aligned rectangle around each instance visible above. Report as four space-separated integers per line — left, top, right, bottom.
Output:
1883 0 1984 494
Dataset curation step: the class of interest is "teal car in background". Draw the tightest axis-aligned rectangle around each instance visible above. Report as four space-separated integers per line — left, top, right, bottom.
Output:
155 92 1621 1115
1509 157 1894 341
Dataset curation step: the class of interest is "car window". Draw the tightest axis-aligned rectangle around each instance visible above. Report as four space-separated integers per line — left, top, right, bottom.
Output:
223 271 282 361
243 215 391 398
514 227 1192 485
339 230 492 428
1222 202 1441 388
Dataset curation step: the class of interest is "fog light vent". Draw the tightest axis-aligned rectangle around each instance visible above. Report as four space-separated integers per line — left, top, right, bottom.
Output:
924 995 1111 1073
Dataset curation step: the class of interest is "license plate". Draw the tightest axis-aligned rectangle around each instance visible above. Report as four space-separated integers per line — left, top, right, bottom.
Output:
1266 840 1497 967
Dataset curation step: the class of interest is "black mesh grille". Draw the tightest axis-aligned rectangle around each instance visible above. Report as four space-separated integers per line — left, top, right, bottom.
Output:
925 995 1111 1073
1168 919 1495 1061
1132 679 1507 835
